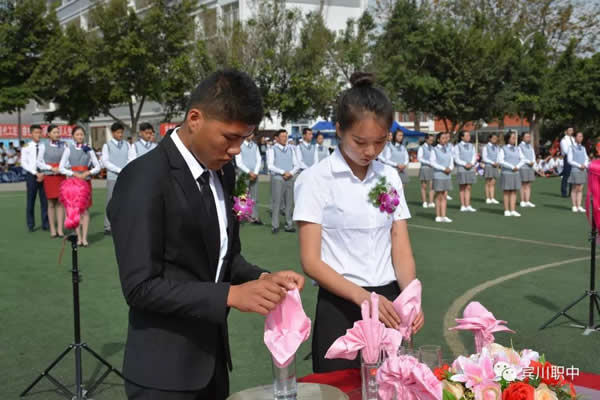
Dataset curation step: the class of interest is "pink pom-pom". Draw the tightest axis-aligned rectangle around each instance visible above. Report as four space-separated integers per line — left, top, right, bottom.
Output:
59 178 91 229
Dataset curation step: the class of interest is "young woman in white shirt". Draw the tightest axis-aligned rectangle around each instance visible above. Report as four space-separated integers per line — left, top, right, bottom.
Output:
429 132 454 222
481 133 501 204
453 131 477 212
380 129 410 184
37 125 66 238
293 73 424 373
518 132 536 208
417 134 435 208
567 132 590 212
498 131 525 217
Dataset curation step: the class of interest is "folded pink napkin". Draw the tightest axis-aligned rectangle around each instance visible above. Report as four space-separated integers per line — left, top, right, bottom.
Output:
449 301 515 353
392 279 422 341
264 289 311 368
377 355 442 400
325 292 403 364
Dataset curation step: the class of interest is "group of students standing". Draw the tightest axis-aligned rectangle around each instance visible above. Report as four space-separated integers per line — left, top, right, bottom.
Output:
22 121 157 246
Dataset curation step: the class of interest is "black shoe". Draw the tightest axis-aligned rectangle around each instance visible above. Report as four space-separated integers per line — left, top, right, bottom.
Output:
104 230 112 236
42 226 49 231
28 227 34 233
284 227 297 233
272 228 280 234
252 219 264 225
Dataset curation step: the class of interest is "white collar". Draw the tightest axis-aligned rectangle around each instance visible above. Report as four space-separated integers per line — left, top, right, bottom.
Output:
302 140 312 147
244 140 254 147
171 128 205 181
330 148 384 181
111 138 123 146
138 138 149 146
275 143 287 150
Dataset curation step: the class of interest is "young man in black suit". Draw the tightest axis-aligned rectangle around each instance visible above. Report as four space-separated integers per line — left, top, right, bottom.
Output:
108 70 304 400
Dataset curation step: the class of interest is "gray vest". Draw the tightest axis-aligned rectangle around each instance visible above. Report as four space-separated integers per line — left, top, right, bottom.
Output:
316 145 329 162
299 142 316 167
68 144 91 168
486 144 499 163
502 145 521 172
389 143 408 164
44 142 65 170
241 142 259 171
572 144 587 165
421 144 432 162
433 145 452 180
134 140 154 158
107 140 129 181
458 142 474 163
273 146 293 172
519 142 535 162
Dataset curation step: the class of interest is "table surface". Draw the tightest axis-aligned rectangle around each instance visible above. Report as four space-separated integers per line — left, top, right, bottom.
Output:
227 383 350 400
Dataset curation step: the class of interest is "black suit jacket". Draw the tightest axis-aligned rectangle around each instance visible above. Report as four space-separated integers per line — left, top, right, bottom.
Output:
108 135 267 391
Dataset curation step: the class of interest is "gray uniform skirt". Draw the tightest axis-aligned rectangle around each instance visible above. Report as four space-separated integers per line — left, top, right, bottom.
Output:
484 164 500 179
433 178 452 192
568 167 587 185
501 171 521 191
419 165 433 181
398 170 409 184
519 164 536 182
457 166 476 185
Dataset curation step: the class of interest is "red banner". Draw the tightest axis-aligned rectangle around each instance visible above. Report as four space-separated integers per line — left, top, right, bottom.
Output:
0 124 73 139
159 123 179 137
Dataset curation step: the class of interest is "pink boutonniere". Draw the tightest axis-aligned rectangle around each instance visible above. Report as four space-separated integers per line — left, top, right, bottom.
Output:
368 177 400 215
232 172 255 222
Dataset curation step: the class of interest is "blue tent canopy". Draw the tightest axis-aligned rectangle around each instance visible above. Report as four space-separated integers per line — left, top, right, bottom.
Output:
390 121 426 137
311 120 335 132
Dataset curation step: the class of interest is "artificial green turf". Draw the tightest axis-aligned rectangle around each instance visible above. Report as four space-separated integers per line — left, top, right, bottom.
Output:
0 176 598 398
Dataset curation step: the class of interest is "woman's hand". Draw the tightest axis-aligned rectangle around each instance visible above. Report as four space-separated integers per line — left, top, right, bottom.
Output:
412 310 425 334
377 295 401 329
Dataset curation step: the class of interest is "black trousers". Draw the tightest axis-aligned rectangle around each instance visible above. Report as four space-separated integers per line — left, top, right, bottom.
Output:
312 281 401 373
25 172 48 230
561 161 572 197
125 348 229 400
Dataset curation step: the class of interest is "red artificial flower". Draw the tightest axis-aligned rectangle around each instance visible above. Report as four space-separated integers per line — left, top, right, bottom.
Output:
434 364 450 381
502 382 534 400
529 361 566 386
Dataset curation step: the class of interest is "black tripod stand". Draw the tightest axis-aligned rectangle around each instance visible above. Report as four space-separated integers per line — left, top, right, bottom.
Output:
540 196 600 334
21 234 125 399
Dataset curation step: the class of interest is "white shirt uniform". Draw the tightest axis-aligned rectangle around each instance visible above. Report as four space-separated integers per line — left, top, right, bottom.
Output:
101 139 131 175
497 145 526 170
171 128 228 283
293 149 411 287
21 141 42 175
234 140 262 174
417 144 432 166
295 140 319 170
58 145 102 177
560 135 575 157
267 143 300 176
6 148 17 165
128 139 157 162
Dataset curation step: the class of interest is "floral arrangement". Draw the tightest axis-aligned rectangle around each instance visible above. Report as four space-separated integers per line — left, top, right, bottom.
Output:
81 144 91 153
435 343 577 400
368 176 400 214
232 172 256 222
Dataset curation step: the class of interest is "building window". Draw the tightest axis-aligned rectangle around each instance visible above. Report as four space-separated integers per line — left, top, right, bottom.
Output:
198 7 217 38
222 1 239 32
402 112 409 122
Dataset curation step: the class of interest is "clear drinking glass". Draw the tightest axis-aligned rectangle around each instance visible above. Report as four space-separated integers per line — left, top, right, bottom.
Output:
418 345 442 369
361 350 381 400
272 354 297 399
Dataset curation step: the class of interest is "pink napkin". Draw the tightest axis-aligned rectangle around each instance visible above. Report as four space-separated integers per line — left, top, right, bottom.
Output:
392 279 422 341
264 289 311 368
325 292 403 364
376 355 442 400
449 301 515 353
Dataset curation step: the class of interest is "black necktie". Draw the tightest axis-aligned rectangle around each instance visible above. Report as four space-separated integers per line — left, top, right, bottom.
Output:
197 171 221 269
35 144 39 172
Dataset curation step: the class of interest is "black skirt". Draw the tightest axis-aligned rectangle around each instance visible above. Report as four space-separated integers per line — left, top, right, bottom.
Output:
312 281 401 373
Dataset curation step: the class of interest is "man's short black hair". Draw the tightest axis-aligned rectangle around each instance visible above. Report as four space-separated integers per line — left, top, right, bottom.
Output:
186 69 263 125
30 124 42 132
302 127 312 135
139 122 154 132
274 129 287 137
111 122 125 132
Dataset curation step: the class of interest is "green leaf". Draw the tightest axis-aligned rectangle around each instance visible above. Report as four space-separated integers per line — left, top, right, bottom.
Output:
443 389 458 400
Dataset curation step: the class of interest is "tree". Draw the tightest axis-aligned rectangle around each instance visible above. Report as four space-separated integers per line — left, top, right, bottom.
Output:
88 0 198 134
0 0 58 113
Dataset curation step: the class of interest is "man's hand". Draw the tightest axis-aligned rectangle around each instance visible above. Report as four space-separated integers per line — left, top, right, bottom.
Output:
36 173 44 182
260 270 305 291
249 172 258 181
227 280 286 315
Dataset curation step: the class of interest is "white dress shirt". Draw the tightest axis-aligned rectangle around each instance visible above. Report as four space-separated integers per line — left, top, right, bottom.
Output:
267 143 300 175
452 141 477 166
429 144 455 171
380 143 409 167
128 139 157 162
498 145 526 170
58 145 102 177
295 140 319 170
171 128 228 282
6 148 17 165
37 141 62 172
20 141 42 175
567 145 590 168
234 140 261 174
560 135 575 157
293 149 411 287
101 139 130 175
417 145 431 166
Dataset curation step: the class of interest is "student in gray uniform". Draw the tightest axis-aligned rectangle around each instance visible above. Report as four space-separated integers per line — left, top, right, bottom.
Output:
37 125 66 238
567 131 589 213
234 132 263 224
498 131 525 217
315 132 330 162
380 129 410 184
101 122 129 235
296 128 318 171
429 131 454 223
417 134 435 208
481 133 501 204
59 126 101 246
267 129 299 233
128 122 157 162
453 130 477 212
518 132 536 208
